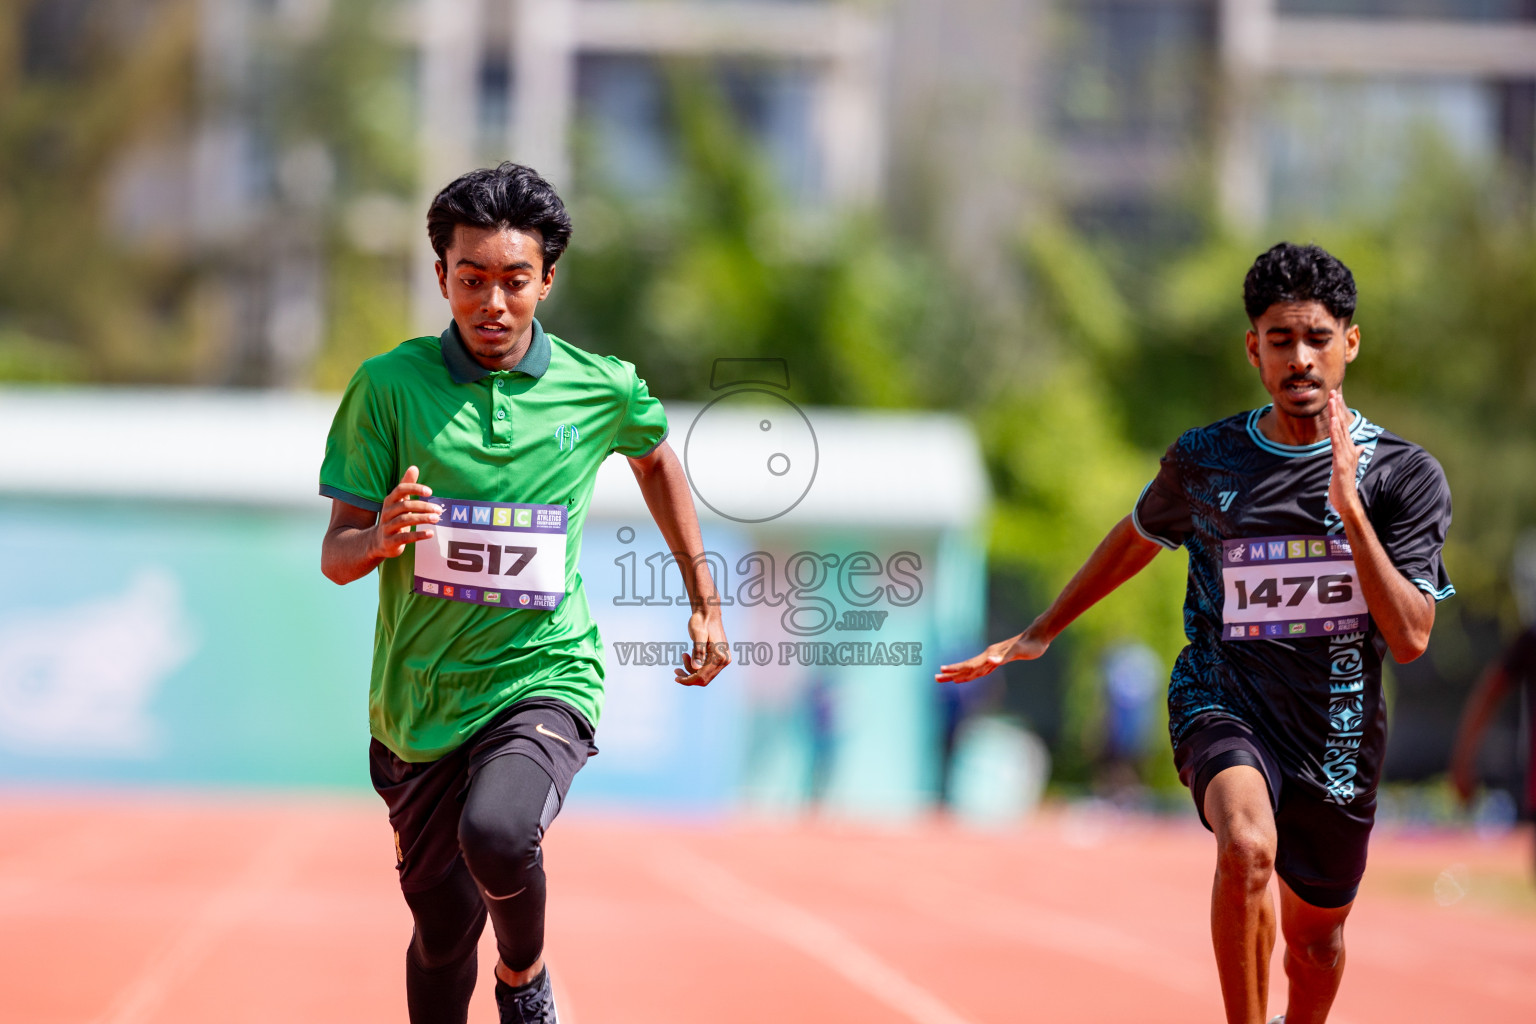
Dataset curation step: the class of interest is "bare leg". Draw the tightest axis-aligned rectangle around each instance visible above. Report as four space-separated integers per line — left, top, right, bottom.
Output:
1278 878 1352 1024
496 954 545 988
1204 765 1279 1024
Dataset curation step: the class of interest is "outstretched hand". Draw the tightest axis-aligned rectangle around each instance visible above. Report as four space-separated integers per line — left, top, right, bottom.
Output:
935 630 1050 684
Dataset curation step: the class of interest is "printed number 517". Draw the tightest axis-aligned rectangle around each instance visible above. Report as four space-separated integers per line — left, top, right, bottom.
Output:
446 541 536 575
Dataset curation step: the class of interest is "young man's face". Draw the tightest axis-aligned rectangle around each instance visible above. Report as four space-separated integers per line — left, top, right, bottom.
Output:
1245 299 1359 419
435 225 555 367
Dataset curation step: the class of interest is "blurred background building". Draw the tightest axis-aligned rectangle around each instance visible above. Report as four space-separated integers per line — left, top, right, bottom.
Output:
4 0 1536 816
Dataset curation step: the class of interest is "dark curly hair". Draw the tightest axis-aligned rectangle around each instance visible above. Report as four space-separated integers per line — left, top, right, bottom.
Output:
1242 242 1356 323
426 162 572 273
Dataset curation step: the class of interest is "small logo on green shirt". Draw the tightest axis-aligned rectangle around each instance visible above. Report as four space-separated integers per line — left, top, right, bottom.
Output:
554 423 580 451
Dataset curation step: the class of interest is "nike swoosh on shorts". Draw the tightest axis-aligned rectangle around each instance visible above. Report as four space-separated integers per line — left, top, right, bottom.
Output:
535 722 571 746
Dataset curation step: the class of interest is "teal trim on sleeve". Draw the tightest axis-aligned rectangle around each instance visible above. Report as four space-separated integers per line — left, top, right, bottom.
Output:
627 425 669 460
319 484 383 513
1412 578 1456 601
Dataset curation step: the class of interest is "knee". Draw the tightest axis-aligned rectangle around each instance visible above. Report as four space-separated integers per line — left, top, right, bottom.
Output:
1216 826 1275 891
458 800 542 890
1288 927 1345 971
404 872 486 970
410 920 480 971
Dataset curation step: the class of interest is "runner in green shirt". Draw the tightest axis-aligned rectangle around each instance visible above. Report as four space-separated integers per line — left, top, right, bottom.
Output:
319 162 729 1024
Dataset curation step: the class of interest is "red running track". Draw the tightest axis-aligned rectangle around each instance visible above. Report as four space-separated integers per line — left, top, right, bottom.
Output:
0 791 1531 1024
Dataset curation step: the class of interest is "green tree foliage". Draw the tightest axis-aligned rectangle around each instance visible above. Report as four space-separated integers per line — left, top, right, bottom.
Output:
1101 152 1536 624
984 220 1188 785
546 77 1190 783
545 75 976 409
286 0 415 389
0 0 411 385
0 0 197 380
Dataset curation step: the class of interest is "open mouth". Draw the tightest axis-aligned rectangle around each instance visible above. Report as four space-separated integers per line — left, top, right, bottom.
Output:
474 321 510 341
1283 378 1322 400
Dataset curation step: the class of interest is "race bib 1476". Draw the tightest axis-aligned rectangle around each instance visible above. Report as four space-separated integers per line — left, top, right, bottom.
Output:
1221 535 1370 641
412 498 568 611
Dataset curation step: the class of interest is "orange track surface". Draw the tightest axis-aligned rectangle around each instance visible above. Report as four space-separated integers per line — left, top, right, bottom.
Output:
1 791 1532 1023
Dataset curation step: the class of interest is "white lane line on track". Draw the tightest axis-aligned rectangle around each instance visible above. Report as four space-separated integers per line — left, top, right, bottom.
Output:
880 867 1210 997
91 817 317 1024
866 856 1363 1024
653 845 980 1024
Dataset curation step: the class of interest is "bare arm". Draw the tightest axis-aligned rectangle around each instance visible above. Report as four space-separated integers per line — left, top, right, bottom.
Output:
1449 663 1512 804
1326 391 1435 663
627 440 731 686
320 466 441 585
936 515 1163 682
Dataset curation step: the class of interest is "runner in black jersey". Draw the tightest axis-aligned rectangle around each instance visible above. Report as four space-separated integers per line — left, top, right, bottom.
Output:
938 243 1452 1024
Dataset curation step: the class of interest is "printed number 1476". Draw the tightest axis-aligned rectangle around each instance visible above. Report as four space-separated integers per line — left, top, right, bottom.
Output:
1234 574 1353 609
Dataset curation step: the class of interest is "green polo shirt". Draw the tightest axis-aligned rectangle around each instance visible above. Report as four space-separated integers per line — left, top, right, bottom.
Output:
319 318 668 761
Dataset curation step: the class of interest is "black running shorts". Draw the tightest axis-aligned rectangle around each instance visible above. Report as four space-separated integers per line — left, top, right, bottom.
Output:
1175 715 1374 909
369 698 597 892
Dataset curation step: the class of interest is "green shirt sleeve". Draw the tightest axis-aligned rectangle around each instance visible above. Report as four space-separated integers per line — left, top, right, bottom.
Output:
610 360 669 458
319 363 398 512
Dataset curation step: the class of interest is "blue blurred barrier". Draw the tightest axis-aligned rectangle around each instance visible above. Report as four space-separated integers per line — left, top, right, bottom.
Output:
0 387 988 817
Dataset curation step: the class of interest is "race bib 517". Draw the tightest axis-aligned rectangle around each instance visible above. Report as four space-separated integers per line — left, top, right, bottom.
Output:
413 498 567 611
1221 534 1370 641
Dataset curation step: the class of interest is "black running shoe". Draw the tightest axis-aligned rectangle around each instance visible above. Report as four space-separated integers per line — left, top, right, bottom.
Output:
495 966 558 1024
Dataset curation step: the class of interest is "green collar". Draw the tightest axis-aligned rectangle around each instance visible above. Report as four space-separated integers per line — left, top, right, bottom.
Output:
440 318 552 384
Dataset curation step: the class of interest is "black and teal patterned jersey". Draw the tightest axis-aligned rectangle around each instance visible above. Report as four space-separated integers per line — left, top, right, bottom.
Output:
1134 406 1454 807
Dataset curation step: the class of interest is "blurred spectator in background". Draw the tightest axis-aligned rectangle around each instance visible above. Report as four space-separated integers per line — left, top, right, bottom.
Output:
806 672 836 810
936 655 1001 809
1451 622 1536 876
1093 641 1159 803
